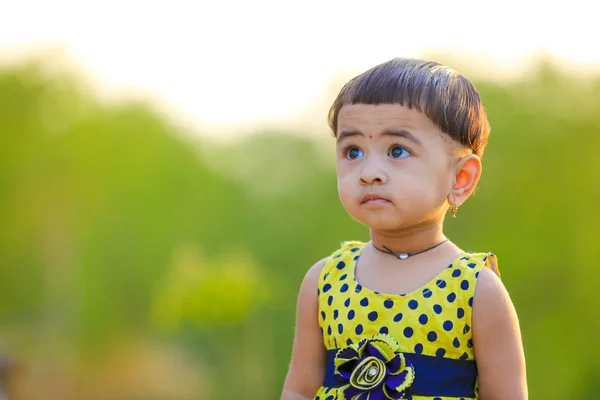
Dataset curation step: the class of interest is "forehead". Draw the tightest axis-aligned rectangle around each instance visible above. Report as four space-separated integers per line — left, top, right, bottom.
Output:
337 103 440 136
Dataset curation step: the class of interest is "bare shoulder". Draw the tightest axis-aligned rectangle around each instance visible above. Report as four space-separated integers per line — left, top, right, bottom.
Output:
473 263 528 399
303 257 328 285
473 265 511 311
281 256 330 398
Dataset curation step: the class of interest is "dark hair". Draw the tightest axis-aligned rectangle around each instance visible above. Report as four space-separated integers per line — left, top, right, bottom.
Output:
328 58 490 157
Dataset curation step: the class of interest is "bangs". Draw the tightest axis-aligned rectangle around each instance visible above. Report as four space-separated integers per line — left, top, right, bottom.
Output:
328 58 490 156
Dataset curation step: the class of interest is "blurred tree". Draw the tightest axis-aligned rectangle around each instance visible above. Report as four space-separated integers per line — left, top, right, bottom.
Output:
0 57 598 399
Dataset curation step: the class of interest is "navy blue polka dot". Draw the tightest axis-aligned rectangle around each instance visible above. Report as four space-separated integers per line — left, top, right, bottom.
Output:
320 327 324 336
344 298 350 307
467 339 473 348
348 310 355 320
433 304 442 314
436 279 447 289
428 331 437 342
468 297 474 307
452 269 462 278
340 283 349 293
325 396 334 400
333 310 339 320
355 324 363 335
328 295 333 306
422 288 433 298
457 308 465 319
403 327 414 338
327 325 332 335
408 300 419 310
323 283 331 292
323 273 329 281
433 397 442 400
346 338 353 345
463 324 471 334
436 348 446 357
336 261 346 270
379 326 389 334
419 314 428 325
461 280 470 290
447 292 456 303
368 311 378 322
460 256 469 261
453 337 460 348
350 247 359 252
460 352 469 360
443 320 454 331
321 311 326 320
393 313 403 322
338 323 344 334
354 255 359 260
467 263 477 268
340 274 347 281
317 288 320 295
355 284 362 293
315 396 320 400
360 297 369 307
384 299 394 309
414 343 423 354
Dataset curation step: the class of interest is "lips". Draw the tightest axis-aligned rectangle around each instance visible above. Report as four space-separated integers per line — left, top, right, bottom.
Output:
361 193 390 204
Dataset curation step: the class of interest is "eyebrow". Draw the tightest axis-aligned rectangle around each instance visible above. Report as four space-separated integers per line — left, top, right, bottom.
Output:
337 129 423 146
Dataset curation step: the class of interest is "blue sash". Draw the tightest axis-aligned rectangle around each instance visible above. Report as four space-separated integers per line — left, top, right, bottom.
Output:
323 349 477 398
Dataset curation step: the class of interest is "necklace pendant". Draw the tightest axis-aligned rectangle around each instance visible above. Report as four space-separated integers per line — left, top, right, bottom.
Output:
398 253 409 260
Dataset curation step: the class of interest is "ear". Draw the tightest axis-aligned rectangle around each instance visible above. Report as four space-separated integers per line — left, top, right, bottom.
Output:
448 154 482 207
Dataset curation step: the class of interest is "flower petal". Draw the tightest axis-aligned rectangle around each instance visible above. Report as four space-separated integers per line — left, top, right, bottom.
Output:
367 388 387 400
382 384 406 400
367 340 395 362
371 334 399 352
336 347 359 364
386 354 402 375
343 383 363 399
350 357 386 391
335 347 360 381
386 366 415 393
356 338 369 357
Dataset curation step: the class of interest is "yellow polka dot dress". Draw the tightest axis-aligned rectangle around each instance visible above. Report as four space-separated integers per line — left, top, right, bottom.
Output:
314 241 500 400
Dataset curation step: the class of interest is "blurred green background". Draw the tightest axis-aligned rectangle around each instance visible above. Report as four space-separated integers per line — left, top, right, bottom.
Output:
0 57 598 399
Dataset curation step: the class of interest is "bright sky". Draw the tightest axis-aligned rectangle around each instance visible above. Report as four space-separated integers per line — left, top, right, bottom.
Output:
1 0 597 139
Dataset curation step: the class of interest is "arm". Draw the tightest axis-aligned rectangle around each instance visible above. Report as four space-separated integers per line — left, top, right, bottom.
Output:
473 267 528 399
281 258 328 400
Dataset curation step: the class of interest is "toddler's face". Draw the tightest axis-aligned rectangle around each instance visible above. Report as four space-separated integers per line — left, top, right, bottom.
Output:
335 104 465 231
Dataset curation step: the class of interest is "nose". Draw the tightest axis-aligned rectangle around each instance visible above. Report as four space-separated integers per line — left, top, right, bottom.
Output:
359 156 387 185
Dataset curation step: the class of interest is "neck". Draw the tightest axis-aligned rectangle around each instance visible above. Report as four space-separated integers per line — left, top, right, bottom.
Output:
370 223 446 254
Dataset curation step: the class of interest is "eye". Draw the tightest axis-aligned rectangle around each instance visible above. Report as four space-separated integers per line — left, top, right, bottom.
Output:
343 146 364 160
388 145 410 159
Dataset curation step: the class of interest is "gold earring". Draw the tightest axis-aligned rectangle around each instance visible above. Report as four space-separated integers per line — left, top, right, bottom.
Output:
449 204 459 218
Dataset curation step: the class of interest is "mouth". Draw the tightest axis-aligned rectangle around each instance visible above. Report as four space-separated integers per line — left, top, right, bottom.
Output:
361 193 391 205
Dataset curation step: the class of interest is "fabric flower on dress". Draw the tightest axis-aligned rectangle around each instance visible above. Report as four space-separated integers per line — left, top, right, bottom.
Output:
334 334 415 400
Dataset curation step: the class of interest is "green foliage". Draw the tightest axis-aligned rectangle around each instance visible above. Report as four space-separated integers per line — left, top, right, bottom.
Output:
0 57 598 399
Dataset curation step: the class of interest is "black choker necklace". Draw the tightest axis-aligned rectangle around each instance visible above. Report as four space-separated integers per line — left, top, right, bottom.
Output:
372 239 449 260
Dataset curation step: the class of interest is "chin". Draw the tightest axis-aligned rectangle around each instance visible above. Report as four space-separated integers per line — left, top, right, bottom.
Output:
351 210 404 231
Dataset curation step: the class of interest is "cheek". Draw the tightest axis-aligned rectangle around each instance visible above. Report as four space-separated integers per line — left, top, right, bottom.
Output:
336 167 360 209
336 171 353 200
393 170 449 206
